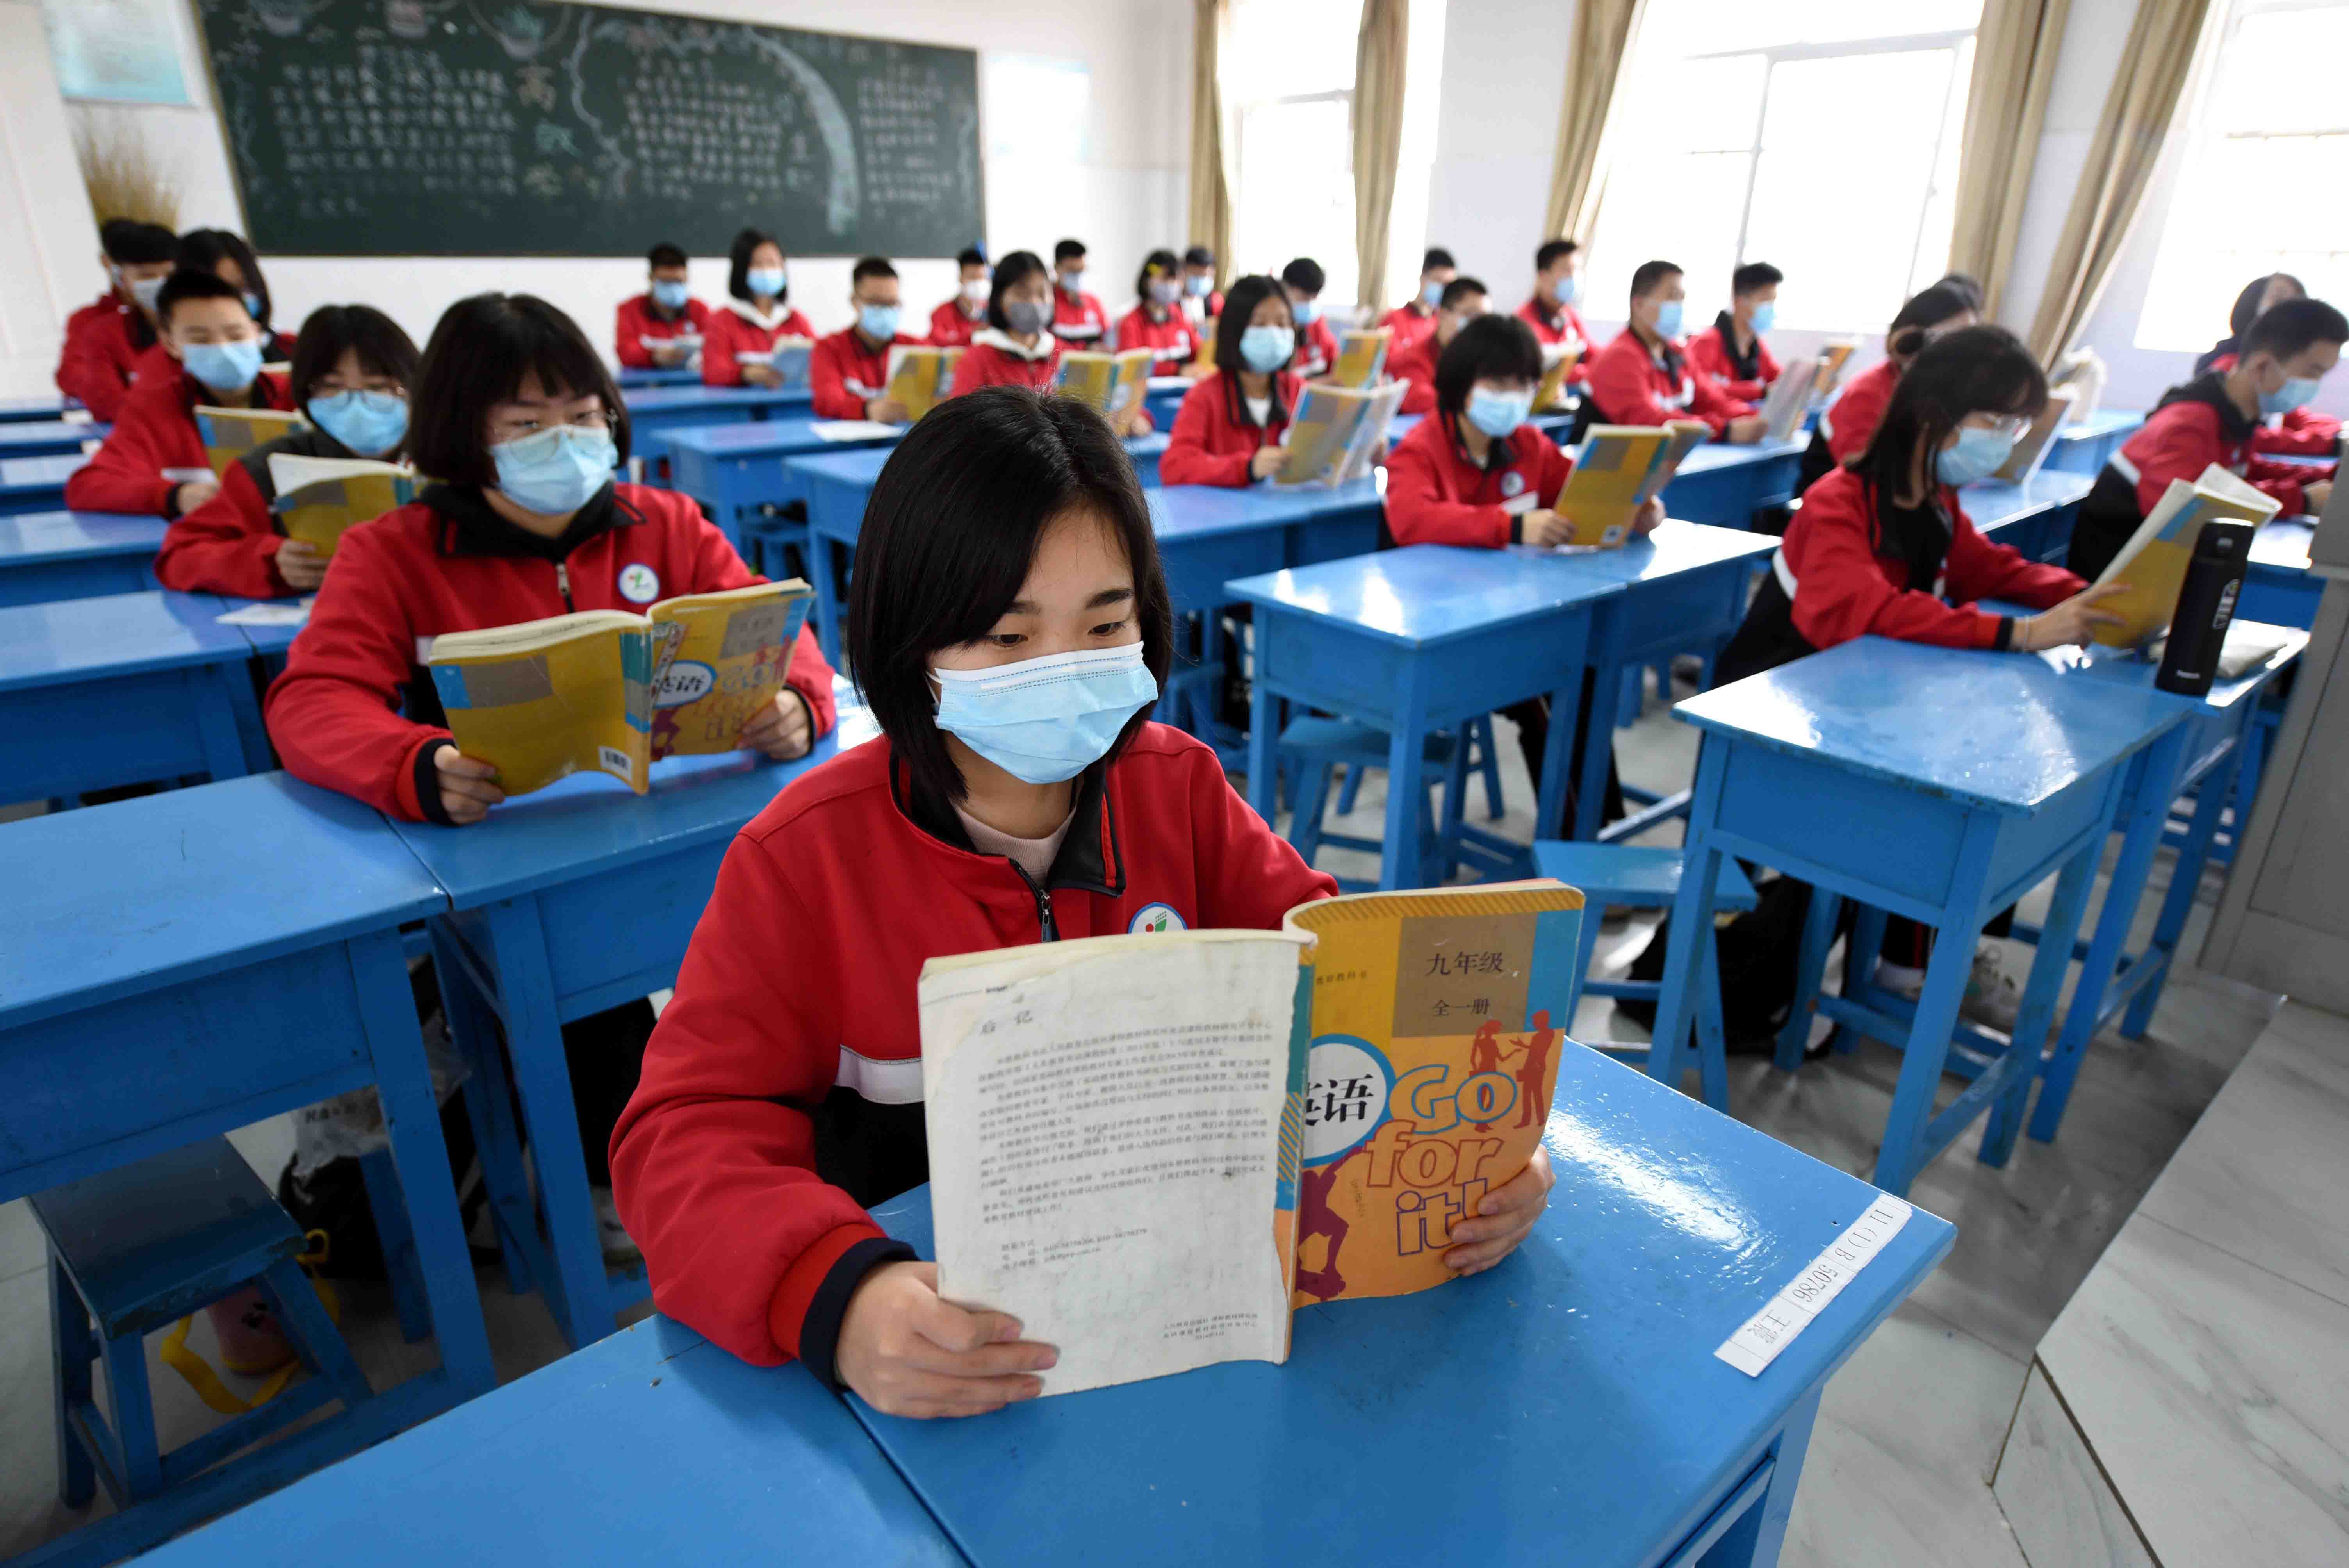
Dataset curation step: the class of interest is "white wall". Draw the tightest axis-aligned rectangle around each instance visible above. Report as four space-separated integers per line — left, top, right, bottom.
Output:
1422 0 1571 319
0 0 105 396
5 0 1187 392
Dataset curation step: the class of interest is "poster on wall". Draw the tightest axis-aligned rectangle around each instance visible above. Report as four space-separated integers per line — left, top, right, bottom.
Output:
40 0 194 106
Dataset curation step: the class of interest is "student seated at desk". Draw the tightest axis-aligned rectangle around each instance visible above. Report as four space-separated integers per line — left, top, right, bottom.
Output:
702 228 814 387
1282 257 1341 379
1380 246 1456 352
615 241 710 371
1587 260 1763 443
811 256 922 422
610 386 1556 1409
928 246 991 349
157 304 416 598
1114 250 1203 376
1797 282 1977 495
1161 274 1300 485
1385 277 1489 415
1049 238 1111 349
1688 261 1783 403
2194 273 2344 458
178 228 296 364
948 251 1151 436
2072 297 2342 581
1517 238 1593 395
1180 245 1224 325
64 269 296 520
56 218 178 421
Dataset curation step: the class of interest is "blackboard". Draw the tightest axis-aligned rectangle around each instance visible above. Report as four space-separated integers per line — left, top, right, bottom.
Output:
191 0 984 259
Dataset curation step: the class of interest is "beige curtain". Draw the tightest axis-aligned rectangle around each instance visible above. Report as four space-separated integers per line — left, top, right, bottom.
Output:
1542 0 1649 243
1351 0 1409 314
1187 0 1234 290
2026 0 2213 361
1947 0 2072 320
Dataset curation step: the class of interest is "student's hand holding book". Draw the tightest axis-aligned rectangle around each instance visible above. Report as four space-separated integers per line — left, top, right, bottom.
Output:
741 364 783 388
274 538 327 592
1725 415 1767 445
2306 479 2333 517
2016 582 2132 651
738 689 814 760
431 745 506 825
1249 444 1288 480
837 1260 1059 1418
1631 495 1665 536
173 477 221 516
864 396 911 426
1440 1145 1555 1276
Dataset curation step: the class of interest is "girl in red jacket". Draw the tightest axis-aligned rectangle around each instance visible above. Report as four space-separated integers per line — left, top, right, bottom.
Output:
701 227 815 387
1160 273 1302 486
1795 281 1977 495
157 304 418 599
1114 249 1202 376
611 388 1556 1413
948 250 1149 435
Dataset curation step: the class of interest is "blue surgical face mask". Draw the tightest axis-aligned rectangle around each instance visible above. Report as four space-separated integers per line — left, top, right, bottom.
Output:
1185 273 1212 298
1059 270 1085 298
746 267 786 300
1292 297 1322 326
127 273 167 313
1420 279 1446 309
1149 278 1181 306
491 424 617 516
858 303 902 341
180 338 266 393
1551 273 1581 307
1935 424 2016 488
1240 324 1295 374
1465 387 1532 438
2261 374 2321 417
307 389 409 456
1652 299 1684 340
650 280 691 311
932 642 1159 785
1750 302 1777 336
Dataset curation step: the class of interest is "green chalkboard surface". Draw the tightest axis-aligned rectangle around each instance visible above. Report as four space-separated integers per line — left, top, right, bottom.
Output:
192 0 983 259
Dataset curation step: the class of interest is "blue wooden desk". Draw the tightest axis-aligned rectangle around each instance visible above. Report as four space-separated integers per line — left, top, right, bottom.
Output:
1655 638 2179 1196
1387 410 1577 447
2042 409 2143 477
1 773 494 1565
128 1316 961 1568
384 700 877 1350
615 365 703 388
1961 469 2094 565
620 383 810 450
0 420 106 459
0 510 166 607
856 1041 1954 1568
1660 439 1805 528
2241 517 2319 629
1228 548 1621 887
2 453 87 516
1143 375 1193 432
0 394 72 423
0 589 267 800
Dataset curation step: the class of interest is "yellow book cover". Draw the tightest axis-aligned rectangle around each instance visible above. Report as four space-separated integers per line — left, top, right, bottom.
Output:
266 453 417 555
1815 339 1859 398
1190 317 1219 372
883 345 962 422
1990 389 2078 485
1534 346 1583 412
1334 328 1392 390
1054 349 1155 415
1556 423 1704 547
425 581 813 798
195 406 305 478
1272 380 1406 488
2090 464 2280 647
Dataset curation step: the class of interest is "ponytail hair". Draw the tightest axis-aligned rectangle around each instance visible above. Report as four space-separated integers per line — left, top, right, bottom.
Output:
1855 324 2046 499
1884 283 1976 363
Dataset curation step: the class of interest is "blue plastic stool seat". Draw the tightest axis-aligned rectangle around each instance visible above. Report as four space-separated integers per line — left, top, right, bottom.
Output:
1532 841 1760 1110
34 1137 373 1523
1280 717 1494 890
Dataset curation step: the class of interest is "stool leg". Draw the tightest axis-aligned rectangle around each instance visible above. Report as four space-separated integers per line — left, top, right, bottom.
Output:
1336 763 1364 817
357 1149 430 1344
1290 764 1334 868
255 1259 374 1413
1416 774 1445 887
1470 715 1504 821
99 1324 164 1501
1440 736 1469 880
1617 666 1643 727
1567 894 1607 1025
49 1253 96 1508
1775 889 1843 1071
2125 742 2239 1039
1838 904 1887 1055
435 926 535 1298
1694 939 1732 1112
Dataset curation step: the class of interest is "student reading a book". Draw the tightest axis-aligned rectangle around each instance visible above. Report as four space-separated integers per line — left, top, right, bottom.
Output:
2070 297 2343 581
928 246 991 349
1161 274 1302 485
157 304 417 598
1379 247 1457 351
702 228 815 388
610 386 1559 1407
1282 257 1342 380
177 228 295 364
1517 239 1593 395
1587 261 1763 442
55 219 178 421
64 269 296 519
615 242 710 371
1114 249 1202 376
1385 277 1490 416
1796 282 1978 494
2192 273 2344 458
950 252 1147 437
811 256 923 422
1689 262 1783 403
1049 238 1111 348
1180 244 1224 324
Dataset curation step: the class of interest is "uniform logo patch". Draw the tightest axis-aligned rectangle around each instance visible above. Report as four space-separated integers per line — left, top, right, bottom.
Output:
1501 471 1527 497
1129 902 1185 934
618 563 661 604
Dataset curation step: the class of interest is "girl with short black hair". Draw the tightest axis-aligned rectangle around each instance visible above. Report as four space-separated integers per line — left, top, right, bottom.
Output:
1114 248 1200 376
1160 273 1300 486
702 226 814 387
946 248 1063 397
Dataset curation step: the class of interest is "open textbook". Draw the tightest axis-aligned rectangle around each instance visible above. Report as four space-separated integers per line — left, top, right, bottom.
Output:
1333 328 1394 390
424 580 814 797
1814 339 1859 398
1757 356 1820 444
638 332 704 359
734 338 813 388
882 345 964 423
1550 422 1711 547
1535 342 1584 412
195 406 305 478
266 453 417 554
1272 380 1408 488
1990 389 2078 485
2090 463 2281 647
1055 348 1156 417
920 881 1584 1397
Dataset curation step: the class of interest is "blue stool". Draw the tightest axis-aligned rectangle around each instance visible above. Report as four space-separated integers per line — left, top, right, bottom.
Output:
1335 714 1504 824
1531 840 1759 1110
35 1139 372 1536
1281 716 1526 890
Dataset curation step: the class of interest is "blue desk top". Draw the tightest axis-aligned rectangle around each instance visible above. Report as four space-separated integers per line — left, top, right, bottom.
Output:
2251 517 2313 571
2052 408 2143 444
129 1316 962 1568
0 452 87 494
1226 543 1622 647
0 589 250 691
0 420 105 455
1509 518 1777 586
0 510 167 565
663 416 901 459
213 596 305 655
0 772 446 1028
786 433 1184 499
2036 620 2307 716
1959 468 2094 529
615 365 703 387
1674 636 2180 815
620 385 810 415
1674 437 1806 475
0 395 71 423
859 1043 1952 1568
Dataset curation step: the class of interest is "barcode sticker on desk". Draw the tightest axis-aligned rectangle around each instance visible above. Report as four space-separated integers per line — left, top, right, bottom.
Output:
1715 1194 1912 1377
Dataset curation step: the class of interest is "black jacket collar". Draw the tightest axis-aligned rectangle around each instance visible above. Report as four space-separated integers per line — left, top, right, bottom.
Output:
420 481 640 561
1222 371 1293 432
1443 412 1519 474
1711 311 1760 379
2157 370 2260 444
892 752 1125 898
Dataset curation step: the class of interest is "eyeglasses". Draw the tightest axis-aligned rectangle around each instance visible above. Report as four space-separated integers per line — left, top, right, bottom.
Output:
488 407 613 442
1969 415 2031 441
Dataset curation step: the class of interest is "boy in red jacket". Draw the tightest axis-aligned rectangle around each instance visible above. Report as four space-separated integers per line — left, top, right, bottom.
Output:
1048 238 1111 348
610 388 1554 1412
56 219 178 421
928 246 991 349
1282 257 1342 380
1384 277 1490 416
1586 260 1762 441
1517 239 1593 395
614 242 710 371
65 269 295 519
1380 246 1456 352
1688 261 1783 403
1114 250 1202 376
810 256 923 421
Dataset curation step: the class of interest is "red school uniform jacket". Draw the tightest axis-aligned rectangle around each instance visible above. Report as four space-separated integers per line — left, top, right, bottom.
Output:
607 724 1339 1376
1293 316 1341 379
808 326 924 420
1586 328 1752 436
263 482 838 823
945 330 1062 397
64 364 295 519
1114 305 1199 375
56 292 154 421
1516 296 1593 390
1050 288 1111 347
1687 314 1783 403
1383 411 1576 549
2203 352 2343 456
614 294 712 370
1379 301 1440 353
1817 359 1897 469
928 297 984 349
1160 370 1301 487
1385 329 1443 416
702 302 816 387
155 425 367 599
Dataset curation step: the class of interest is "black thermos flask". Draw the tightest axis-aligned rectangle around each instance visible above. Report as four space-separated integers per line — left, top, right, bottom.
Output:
2155 521 2255 696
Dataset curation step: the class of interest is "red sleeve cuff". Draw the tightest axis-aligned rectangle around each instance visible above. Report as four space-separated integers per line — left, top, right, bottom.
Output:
768 1219 894 1360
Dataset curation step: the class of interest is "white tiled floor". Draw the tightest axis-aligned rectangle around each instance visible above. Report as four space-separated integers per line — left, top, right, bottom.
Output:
0 672 2283 1565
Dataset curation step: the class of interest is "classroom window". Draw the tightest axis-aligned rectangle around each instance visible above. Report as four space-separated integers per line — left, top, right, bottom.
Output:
1224 0 1364 310
1586 0 1980 333
2133 0 2349 352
